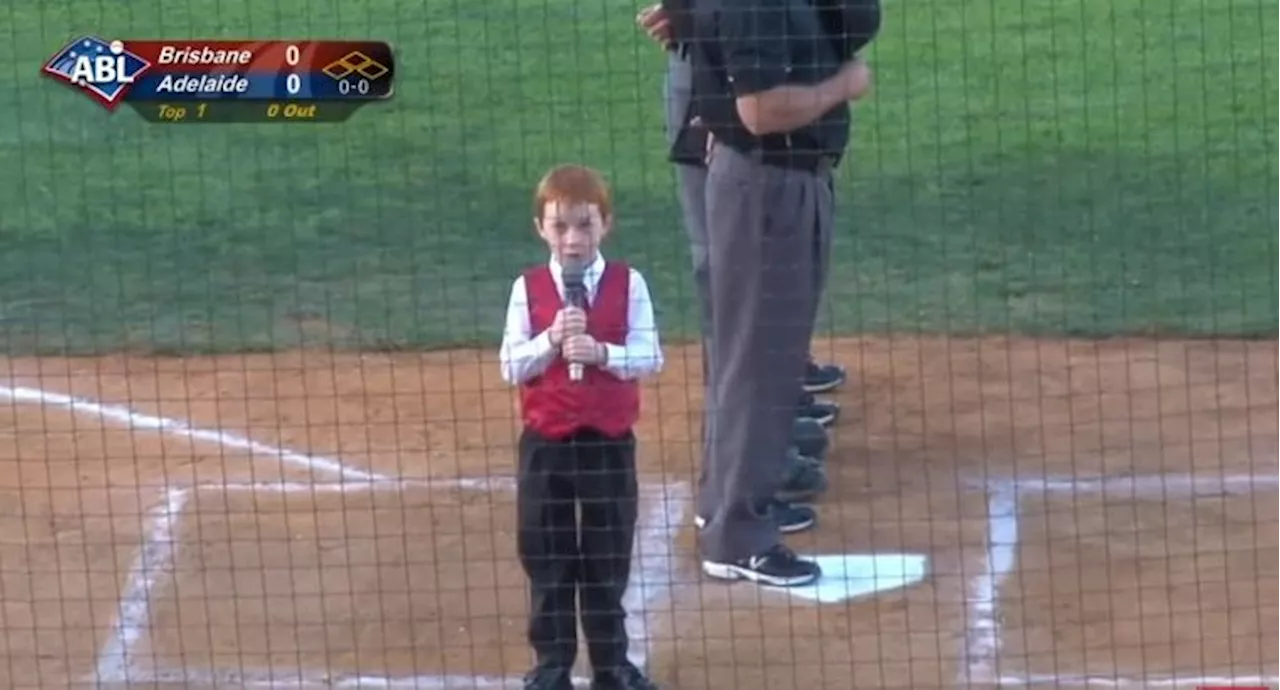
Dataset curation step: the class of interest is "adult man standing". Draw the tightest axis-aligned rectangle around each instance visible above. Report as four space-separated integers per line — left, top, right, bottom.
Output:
681 0 873 586
636 2 843 534
640 1 847 412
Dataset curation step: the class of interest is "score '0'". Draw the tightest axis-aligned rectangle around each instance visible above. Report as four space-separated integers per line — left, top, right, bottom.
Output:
285 44 300 95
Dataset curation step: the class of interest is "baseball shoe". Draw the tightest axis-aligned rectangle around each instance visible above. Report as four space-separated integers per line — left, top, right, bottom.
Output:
791 418 829 459
694 499 817 534
796 391 840 427
590 662 660 690
702 543 822 587
803 360 847 394
776 450 828 502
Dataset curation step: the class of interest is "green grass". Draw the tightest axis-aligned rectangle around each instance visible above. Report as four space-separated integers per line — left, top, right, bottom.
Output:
1 0 1275 355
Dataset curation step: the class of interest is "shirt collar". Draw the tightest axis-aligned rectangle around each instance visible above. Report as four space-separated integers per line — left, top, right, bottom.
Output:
549 253 605 288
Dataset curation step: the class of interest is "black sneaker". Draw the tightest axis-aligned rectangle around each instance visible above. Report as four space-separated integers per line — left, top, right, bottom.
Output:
803 360 847 394
522 667 573 690
796 391 840 427
702 543 823 586
775 450 828 502
694 499 817 534
791 419 829 459
768 499 817 533
590 662 660 690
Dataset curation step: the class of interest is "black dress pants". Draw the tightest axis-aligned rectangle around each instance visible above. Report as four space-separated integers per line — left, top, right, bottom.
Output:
517 426 639 675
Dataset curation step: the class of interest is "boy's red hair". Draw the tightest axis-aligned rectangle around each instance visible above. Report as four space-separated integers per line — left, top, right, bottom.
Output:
533 164 613 220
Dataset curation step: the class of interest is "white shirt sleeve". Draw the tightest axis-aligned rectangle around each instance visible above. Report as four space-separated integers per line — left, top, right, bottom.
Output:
600 268 665 380
499 276 559 385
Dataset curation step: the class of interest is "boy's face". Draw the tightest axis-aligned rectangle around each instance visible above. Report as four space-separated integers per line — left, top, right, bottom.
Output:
535 200 611 264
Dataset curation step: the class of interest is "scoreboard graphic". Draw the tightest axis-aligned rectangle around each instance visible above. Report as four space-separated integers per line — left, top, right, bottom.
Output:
41 36 395 123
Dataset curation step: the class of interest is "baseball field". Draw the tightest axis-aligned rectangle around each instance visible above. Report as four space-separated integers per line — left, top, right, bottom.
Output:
1 0 1277 688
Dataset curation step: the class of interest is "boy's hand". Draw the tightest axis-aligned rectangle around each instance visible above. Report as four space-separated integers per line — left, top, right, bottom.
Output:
563 334 606 365
547 307 588 346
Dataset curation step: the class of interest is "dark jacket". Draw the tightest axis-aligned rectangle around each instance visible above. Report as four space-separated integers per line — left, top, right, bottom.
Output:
816 0 881 60
661 0 696 54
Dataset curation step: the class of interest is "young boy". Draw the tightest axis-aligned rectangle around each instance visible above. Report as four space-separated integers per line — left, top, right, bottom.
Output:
499 164 665 690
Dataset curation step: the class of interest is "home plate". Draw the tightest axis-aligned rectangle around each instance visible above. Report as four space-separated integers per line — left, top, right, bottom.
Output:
765 553 930 603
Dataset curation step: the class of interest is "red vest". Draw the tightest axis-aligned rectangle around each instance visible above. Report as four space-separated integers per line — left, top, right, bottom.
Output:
518 261 641 440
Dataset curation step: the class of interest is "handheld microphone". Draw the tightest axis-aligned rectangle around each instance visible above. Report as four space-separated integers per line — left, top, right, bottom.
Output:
560 257 589 382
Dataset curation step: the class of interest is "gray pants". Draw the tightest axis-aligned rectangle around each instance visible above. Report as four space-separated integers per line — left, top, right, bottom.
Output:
664 52 833 395
698 146 834 562
664 53 711 352
665 53 716 498
665 53 835 561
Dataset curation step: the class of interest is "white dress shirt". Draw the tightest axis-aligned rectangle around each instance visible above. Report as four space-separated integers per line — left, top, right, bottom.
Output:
499 253 665 385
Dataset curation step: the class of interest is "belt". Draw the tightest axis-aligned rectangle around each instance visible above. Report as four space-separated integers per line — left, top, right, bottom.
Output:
729 142 839 174
763 149 838 174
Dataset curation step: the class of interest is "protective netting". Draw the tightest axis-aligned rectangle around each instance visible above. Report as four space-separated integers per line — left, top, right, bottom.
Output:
2 1 1276 689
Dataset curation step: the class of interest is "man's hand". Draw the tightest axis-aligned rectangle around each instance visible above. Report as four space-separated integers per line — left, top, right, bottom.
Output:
563 334 606 365
838 58 874 101
684 115 716 163
547 307 587 346
736 58 874 135
635 3 673 47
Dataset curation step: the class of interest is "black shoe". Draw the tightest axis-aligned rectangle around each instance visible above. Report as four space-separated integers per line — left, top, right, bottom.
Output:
796 391 840 427
775 449 828 502
694 499 817 534
791 419 829 459
766 499 818 533
803 360 846 394
702 543 822 586
591 662 660 690
522 667 573 690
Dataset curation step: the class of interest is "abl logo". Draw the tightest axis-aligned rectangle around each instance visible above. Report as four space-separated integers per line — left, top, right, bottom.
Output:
42 36 152 110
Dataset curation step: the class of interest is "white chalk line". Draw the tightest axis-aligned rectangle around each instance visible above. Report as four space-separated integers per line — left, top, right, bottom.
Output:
960 484 1020 686
962 470 1279 688
622 481 689 671
206 477 520 493
88 475 688 687
995 673 1280 687
112 668 603 688
93 487 189 682
977 472 1280 496
0 384 389 483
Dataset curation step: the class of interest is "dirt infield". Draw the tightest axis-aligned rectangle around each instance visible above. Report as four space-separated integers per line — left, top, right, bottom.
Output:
2 335 1277 689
